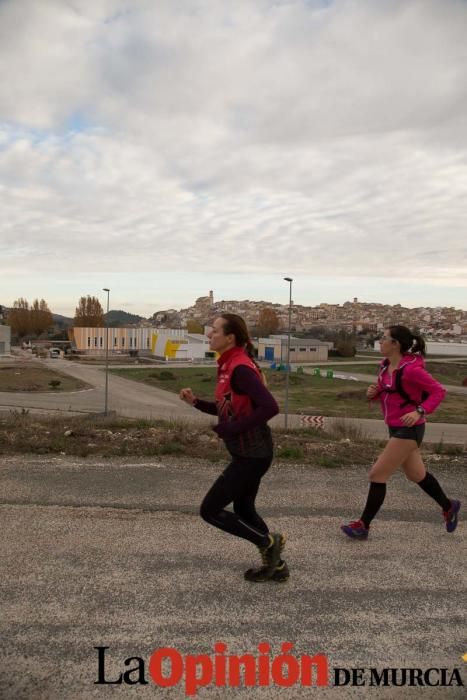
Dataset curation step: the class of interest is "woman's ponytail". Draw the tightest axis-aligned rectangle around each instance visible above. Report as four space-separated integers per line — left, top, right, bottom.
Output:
246 338 264 375
411 333 426 357
245 338 255 359
388 325 426 356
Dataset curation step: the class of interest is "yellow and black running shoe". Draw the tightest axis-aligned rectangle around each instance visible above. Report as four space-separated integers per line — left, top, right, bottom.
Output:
259 532 285 573
244 559 290 583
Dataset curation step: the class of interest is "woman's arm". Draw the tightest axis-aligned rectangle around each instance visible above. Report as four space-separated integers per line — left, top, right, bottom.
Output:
179 387 217 415
408 367 447 414
193 398 218 416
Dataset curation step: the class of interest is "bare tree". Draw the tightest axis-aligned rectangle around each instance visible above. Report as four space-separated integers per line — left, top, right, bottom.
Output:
257 307 280 337
8 298 31 339
30 298 54 336
186 319 204 334
74 296 104 327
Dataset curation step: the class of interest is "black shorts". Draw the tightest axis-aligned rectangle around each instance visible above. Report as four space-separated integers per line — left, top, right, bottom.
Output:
388 424 425 447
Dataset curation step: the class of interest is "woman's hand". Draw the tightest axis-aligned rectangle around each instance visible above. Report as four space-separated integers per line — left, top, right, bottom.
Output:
179 387 196 405
367 384 379 399
400 411 420 427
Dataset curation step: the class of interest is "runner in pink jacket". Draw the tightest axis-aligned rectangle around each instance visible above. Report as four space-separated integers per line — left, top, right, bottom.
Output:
341 325 461 539
375 352 446 427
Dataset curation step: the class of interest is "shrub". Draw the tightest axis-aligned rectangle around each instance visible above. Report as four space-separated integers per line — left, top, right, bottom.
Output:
433 438 464 455
327 417 369 442
289 374 305 385
276 446 304 459
317 454 342 468
158 442 185 454
335 340 356 357
149 370 176 380
336 389 367 400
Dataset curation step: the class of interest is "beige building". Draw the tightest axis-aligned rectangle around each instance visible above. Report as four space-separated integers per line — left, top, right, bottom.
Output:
69 327 211 360
257 336 329 363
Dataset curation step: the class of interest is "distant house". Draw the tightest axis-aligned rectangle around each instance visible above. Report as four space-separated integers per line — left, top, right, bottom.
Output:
257 335 329 363
0 325 11 356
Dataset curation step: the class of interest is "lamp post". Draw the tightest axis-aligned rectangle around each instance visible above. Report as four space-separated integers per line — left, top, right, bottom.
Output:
283 277 293 429
103 288 110 416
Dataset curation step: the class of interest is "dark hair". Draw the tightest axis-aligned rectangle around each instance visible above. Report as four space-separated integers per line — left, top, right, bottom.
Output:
387 325 426 357
219 313 256 362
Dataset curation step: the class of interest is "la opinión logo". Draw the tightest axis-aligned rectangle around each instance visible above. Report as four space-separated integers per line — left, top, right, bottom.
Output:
95 643 328 695
94 644 464 695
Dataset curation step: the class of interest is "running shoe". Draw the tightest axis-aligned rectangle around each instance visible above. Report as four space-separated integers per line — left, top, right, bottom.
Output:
340 519 369 540
244 559 290 583
258 532 285 573
443 499 461 533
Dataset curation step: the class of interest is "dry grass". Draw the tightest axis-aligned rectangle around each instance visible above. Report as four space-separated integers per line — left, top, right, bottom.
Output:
326 417 370 442
110 366 467 423
1 412 465 468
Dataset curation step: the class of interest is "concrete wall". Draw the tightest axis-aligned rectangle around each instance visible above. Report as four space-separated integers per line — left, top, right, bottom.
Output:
0 325 11 355
372 340 467 357
426 342 467 357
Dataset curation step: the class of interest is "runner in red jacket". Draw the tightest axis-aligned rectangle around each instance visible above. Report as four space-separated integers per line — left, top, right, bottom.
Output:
180 313 288 582
341 325 461 539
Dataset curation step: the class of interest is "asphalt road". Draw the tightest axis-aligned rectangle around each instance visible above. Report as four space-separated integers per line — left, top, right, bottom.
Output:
1 454 465 699
0 356 210 423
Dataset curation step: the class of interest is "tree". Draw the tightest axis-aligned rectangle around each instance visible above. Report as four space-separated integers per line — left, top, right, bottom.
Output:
30 298 54 336
335 331 357 357
74 296 104 327
186 319 204 334
8 298 31 339
257 308 279 336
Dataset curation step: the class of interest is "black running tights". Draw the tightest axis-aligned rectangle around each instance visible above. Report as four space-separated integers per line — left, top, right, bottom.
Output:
200 455 272 547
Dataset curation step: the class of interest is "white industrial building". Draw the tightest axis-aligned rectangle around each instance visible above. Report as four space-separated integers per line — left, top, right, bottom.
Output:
257 335 329 363
373 339 467 357
69 327 211 360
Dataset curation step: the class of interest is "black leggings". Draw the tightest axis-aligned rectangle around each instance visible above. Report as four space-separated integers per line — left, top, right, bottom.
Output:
200 455 272 547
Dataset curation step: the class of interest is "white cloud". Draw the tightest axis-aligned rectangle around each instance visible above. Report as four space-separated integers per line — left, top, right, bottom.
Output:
1 0 466 312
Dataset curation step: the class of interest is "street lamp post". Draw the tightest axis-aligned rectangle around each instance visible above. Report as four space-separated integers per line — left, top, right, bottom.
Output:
283 277 293 429
103 288 110 416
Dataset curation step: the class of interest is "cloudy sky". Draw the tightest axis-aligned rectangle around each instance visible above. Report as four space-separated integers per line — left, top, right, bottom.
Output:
1 0 466 317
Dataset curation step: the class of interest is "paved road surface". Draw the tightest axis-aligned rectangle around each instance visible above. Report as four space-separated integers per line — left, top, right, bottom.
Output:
1 454 465 699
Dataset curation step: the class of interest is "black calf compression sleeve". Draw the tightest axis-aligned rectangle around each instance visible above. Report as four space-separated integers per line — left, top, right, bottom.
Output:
360 482 387 528
417 472 450 511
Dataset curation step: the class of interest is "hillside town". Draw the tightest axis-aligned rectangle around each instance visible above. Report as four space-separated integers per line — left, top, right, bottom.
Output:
2 296 467 341
149 292 467 339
